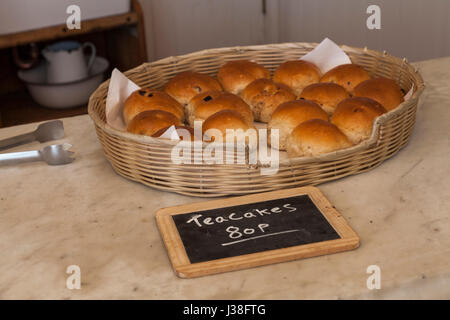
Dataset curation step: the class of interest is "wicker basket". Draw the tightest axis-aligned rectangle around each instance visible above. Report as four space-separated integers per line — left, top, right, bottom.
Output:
88 42 425 197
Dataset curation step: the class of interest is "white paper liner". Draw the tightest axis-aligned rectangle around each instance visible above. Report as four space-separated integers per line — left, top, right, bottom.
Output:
300 38 352 74
404 84 414 101
106 68 140 131
158 125 181 140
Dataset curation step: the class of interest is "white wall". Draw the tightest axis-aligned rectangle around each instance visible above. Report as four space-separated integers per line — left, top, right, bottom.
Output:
140 0 450 62
140 0 266 60
274 0 450 62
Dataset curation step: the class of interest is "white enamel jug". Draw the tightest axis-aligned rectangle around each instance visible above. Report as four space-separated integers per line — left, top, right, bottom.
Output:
42 41 96 83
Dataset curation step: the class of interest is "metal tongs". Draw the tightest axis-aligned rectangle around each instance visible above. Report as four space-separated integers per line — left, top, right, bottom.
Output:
0 120 75 166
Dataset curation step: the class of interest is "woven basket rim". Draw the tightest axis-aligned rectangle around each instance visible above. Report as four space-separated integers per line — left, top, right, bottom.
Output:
88 42 425 167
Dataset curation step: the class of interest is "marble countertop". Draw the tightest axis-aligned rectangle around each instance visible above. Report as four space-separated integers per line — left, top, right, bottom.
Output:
1 57 449 300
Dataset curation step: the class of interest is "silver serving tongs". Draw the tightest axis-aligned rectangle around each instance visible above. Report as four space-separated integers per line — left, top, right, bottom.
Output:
0 120 75 166
0 120 64 151
0 143 75 166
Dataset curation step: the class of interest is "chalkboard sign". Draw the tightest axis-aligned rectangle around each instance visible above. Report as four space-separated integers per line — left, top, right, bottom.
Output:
156 187 359 278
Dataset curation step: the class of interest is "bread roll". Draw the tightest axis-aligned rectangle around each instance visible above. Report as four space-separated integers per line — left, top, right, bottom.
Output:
320 64 370 93
186 90 253 126
241 78 296 123
268 100 328 150
163 71 222 105
287 119 352 157
127 110 182 137
353 77 405 111
217 60 270 95
123 89 184 124
152 125 195 141
331 97 387 144
202 110 256 144
273 60 321 95
298 82 350 114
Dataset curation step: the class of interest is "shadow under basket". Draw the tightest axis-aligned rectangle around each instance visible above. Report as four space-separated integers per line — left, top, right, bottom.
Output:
88 42 425 197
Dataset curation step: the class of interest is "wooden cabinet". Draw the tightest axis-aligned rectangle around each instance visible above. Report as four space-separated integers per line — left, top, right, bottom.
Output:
0 0 147 128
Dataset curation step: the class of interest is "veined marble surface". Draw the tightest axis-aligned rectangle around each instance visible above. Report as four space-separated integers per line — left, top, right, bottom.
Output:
0 57 449 300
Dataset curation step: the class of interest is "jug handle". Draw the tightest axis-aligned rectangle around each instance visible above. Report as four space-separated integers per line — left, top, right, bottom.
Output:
41 48 50 61
82 42 96 72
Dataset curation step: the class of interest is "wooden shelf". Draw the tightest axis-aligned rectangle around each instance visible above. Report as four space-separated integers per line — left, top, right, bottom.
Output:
0 0 147 63
0 12 138 49
0 89 87 128
0 0 147 128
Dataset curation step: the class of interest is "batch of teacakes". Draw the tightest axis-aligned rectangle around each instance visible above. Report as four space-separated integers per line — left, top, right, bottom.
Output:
122 59 405 157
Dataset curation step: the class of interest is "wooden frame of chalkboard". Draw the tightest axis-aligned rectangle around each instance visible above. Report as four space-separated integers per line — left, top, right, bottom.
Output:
156 187 359 278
